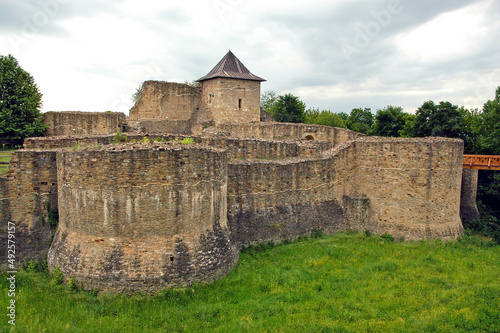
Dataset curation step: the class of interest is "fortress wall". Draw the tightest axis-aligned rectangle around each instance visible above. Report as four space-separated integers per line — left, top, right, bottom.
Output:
129 81 201 122
48 144 237 292
202 78 261 124
137 120 193 135
204 137 332 160
0 176 9 229
0 150 57 267
24 135 115 149
351 137 464 240
25 134 333 160
226 151 354 247
217 123 361 146
44 111 125 137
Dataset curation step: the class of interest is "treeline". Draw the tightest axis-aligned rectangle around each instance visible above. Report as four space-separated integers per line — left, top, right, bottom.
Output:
261 89 500 242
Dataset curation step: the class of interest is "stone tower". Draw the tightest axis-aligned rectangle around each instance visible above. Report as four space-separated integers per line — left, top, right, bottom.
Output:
197 51 266 125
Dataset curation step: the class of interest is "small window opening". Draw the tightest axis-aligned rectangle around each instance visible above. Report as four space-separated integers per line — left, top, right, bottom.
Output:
169 256 175 262
209 94 214 104
305 135 314 141
238 98 242 109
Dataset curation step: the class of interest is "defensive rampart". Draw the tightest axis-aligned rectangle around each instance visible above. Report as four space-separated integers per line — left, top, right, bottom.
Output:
0 150 57 265
129 81 202 122
216 123 361 146
2 131 465 290
349 137 464 240
44 111 125 136
47 144 237 292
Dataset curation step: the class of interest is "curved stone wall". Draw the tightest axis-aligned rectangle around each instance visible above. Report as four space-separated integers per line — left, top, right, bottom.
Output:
47 144 237 292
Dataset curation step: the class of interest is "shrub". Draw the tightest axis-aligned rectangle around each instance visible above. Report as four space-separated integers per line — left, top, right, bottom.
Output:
50 266 64 286
68 276 77 291
381 233 394 243
311 228 324 239
48 208 59 228
113 130 128 143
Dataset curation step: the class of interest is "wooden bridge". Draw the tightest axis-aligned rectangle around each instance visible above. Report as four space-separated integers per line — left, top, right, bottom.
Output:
463 155 500 171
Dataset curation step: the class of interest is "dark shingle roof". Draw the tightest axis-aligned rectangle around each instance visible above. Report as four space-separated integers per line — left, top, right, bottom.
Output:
196 51 266 82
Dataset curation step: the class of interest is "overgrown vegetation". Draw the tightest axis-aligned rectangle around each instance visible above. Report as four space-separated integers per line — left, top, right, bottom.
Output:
173 137 195 144
262 88 500 241
48 208 59 228
113 130 128 143
3 232 498 332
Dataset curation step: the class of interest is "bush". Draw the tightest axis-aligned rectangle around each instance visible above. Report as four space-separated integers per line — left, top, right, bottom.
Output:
113 131 128 143
311 228 324 239
381 233 394 243
26 259 48 273
48 208 59 228
50 267 64 286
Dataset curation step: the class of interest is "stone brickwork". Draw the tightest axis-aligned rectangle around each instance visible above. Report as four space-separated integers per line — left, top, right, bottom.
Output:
129 81 202 122
0 151 57 267
47 143 237 292
460 169 480 222
216 123 361 146
201 78 261 125
350 137 464 240
44 111 125 136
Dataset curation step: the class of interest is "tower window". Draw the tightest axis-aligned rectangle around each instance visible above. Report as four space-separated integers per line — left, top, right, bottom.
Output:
209 94 214 104
238 98 242 109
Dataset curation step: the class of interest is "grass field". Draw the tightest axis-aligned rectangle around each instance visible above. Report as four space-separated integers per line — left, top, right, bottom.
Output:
1 232 499 332
0 149 14 175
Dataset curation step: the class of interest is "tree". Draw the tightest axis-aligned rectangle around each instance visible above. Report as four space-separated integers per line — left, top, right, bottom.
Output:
270 93 306 123
372 105 408 137
347 107 373 134
260 90 278 115
412 101 464 139
477 87 500 155
0 54 46 143
304 108 347 128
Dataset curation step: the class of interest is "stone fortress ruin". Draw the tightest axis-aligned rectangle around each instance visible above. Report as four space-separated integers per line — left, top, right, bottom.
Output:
0 51 468 292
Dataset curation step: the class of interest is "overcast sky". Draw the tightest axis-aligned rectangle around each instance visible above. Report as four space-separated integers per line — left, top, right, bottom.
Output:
1 0 499 115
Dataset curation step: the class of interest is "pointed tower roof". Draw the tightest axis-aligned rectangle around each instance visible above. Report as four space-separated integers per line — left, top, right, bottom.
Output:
196 51 266 82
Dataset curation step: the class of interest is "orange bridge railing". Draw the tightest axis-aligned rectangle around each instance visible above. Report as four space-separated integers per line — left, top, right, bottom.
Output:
463 155 500 171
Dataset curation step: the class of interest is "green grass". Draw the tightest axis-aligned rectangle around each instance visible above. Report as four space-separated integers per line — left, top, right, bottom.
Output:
1 232 499 332
0 150 14 175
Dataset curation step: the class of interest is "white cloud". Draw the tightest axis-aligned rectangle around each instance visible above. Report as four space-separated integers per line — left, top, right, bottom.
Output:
396 0 490 62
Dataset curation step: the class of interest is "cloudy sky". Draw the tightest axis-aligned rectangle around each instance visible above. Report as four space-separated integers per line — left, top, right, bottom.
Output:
1 0 499 115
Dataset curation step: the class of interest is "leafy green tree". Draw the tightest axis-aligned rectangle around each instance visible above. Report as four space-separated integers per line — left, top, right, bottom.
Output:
477 87 500 155
0 54 46 143
372 105 408 137
260 90 278 115
459 107 481 154
271 93 306 123
412 101 464 139
347 107 373 134
304 108 347 128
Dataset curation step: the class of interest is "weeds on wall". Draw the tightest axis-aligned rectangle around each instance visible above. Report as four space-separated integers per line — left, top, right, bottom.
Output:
172 137 195 144
112 131 128 143
48 208 59 228
70 142 81 151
